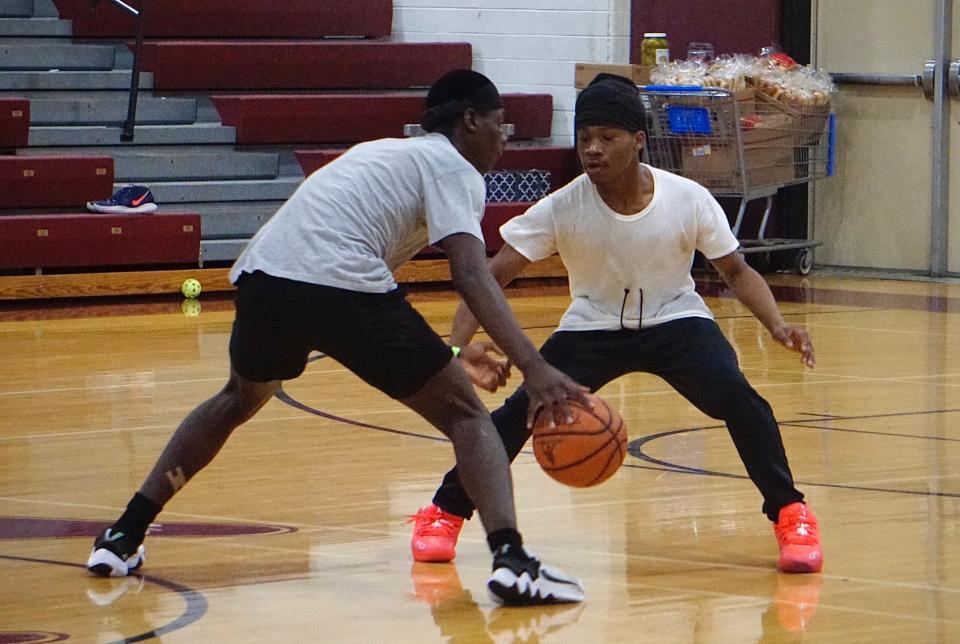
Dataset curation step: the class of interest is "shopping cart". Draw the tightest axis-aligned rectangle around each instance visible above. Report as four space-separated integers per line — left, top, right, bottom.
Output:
640 85 835 274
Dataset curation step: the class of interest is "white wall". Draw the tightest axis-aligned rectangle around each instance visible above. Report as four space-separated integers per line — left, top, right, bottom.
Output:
392 0 631 146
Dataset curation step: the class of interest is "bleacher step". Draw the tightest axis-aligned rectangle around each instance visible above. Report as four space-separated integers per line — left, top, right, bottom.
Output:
20 148 279 183
0 17 72 36
173 200 281 240
0 70 155 90
22 95 197 125
29 123 235 146
0 43 115 70
0 0 33 17
147 177 302 204
200 238 251 264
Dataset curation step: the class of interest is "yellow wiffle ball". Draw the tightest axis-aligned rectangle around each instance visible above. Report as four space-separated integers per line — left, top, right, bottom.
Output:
181 299 201 316
181 278 202 299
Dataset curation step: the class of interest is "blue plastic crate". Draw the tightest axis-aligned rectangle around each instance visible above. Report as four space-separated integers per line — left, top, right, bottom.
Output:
666 105 712 135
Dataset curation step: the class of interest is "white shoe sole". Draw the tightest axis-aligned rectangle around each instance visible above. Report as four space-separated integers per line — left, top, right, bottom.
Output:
87 545 145 577
488 565 585 605
86 202 158 214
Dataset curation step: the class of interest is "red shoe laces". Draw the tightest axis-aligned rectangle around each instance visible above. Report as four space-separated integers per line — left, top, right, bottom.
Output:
776 508 820 546
407 507 462 538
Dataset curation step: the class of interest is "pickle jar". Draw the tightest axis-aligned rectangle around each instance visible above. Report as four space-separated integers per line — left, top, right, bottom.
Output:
641 33 670 66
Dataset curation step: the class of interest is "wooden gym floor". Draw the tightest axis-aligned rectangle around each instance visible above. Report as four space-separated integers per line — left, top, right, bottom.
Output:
1 271 959 643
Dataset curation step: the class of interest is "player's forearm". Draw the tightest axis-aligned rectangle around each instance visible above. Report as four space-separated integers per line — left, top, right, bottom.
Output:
727 269 786 333
451 264 541 372
449 302 482 347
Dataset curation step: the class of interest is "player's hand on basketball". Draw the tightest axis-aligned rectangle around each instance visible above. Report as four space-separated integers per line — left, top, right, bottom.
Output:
458 341 512 392
772 323 816 369
522 361 591 429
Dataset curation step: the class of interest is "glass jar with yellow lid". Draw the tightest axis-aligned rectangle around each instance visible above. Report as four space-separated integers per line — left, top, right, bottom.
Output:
641 33 670 66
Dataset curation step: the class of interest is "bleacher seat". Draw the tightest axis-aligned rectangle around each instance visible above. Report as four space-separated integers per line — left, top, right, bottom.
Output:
0 98 29 149
138 42 473 91
0 213 201 270
0 156 113 208
296 146 580 190
212 94 554 145
481 202 532 253
52 0 392 38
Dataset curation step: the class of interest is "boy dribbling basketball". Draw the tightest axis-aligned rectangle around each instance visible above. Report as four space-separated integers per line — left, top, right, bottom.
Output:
410 73 824 575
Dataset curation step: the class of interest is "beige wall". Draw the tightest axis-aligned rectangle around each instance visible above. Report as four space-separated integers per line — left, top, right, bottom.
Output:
812 0 953 273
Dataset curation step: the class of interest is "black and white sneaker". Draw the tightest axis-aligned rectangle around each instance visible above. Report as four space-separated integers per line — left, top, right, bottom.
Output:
487 544 584 606
86 527 145 577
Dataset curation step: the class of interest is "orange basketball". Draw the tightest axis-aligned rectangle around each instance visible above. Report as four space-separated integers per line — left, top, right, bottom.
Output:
531 393 628 488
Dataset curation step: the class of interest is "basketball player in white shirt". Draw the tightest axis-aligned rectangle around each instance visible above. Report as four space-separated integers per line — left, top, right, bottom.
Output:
411 73 824 576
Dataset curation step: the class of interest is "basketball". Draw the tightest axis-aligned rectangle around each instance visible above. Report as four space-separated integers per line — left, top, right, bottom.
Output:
531 393 627 488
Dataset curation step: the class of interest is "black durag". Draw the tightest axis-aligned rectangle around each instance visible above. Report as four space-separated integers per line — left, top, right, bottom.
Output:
574 73 645 132
421 69 503 131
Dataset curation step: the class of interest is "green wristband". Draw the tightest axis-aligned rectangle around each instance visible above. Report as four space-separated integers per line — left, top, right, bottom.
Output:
450 345 461 358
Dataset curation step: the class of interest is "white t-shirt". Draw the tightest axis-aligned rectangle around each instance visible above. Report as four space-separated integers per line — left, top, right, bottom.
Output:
501 164 739 331
229 133 486 293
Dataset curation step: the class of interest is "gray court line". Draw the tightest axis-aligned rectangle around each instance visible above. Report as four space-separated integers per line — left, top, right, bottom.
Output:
0 553 208 643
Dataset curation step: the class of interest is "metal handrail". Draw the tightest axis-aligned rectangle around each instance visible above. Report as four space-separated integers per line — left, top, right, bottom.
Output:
829 72 922 87
91 0 147 142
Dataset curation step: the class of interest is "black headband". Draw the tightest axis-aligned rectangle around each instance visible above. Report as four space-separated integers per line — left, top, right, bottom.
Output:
422 69 503 131
574 73 645 133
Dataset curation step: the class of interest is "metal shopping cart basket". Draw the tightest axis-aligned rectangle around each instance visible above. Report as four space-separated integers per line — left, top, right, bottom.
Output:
640 85 836 274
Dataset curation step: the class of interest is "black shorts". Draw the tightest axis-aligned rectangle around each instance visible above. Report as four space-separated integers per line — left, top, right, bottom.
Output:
229 271 453 399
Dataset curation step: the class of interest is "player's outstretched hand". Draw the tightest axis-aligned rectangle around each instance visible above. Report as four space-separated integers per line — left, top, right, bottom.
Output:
772 323 816 369
522 361 591 429
459 341 512 392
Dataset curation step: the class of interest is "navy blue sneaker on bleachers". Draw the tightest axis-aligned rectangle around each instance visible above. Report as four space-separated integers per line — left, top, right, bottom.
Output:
86 185 158 214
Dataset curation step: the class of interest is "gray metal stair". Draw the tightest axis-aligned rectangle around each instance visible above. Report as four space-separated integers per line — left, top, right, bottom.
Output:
201 239 254 264
20 93 198 125
0 43 115 69
19 145 281 181
173 200 281 239
0 70 154 90
29 123 234 146
0 0 33 17
3 6 308 262
0 17 71 36
148 177 302 204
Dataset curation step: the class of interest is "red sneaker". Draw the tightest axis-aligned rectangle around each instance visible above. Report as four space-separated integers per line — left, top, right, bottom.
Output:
408 504 464 563
773 502 823 573
773 572 823 632
409 562 465 605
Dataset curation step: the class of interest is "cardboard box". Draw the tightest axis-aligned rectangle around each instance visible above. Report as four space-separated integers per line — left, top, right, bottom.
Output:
575 63 653 89
680 115 795 191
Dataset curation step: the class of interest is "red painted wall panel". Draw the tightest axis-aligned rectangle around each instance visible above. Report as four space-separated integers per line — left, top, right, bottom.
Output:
52 0 392 39
630 0 779 62
0 156 114 209
138 42 473 91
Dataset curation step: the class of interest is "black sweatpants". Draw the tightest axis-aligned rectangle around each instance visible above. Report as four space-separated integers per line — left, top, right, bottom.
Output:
433 317 803 522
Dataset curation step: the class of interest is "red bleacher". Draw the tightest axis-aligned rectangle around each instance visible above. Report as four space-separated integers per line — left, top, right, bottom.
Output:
52 0 392 38
296 146 580 189
481 202 532 252
0 213 201 270
0 98 29 149
138 41 473 91
0 156 113 209
213 94 554 145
